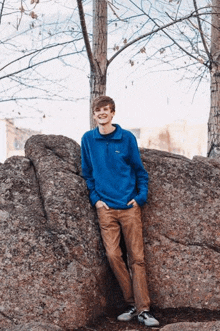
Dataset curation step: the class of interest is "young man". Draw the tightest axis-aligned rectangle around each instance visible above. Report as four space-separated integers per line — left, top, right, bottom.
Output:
81 96 159 327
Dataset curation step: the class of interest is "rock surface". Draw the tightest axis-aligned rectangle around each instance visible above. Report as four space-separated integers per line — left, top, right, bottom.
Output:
0 135 116 330
1 135 220 330
160 321 220 331
141 150 220 309
1 322 63 331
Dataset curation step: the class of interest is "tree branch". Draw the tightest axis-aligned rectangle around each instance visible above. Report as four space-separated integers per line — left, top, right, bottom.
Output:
0 39 83 73
193 0 212 66
108 10 207 66
151 9 208 67
0 96 74 103
161 23 208 67
8 75 72 101
107 1 127 22
0 50 83 81
0 0 6 24
76 0 95 71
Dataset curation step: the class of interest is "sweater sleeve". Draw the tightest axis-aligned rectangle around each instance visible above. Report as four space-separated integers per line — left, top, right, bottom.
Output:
129 134 149 206
81 135 100 206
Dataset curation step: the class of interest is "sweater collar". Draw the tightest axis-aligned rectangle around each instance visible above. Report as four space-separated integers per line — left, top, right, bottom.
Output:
93 124 122 140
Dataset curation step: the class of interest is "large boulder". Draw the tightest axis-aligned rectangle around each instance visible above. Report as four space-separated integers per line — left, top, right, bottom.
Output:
1 134 220 329
141 149 220 310
160 321 220 331
0 135 116 330
1 322 63 331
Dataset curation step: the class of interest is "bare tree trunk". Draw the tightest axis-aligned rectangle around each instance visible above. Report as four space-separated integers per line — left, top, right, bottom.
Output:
208 0 220 158
90 0 108 128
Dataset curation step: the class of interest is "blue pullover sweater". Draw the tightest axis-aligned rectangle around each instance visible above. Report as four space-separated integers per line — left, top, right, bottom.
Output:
81 124 149 209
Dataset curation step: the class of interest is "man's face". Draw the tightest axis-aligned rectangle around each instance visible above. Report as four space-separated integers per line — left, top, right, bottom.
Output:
93 104 115 125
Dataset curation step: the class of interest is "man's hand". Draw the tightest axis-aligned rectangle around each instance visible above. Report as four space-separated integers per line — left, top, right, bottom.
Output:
95 200 109 209
127 199 138 207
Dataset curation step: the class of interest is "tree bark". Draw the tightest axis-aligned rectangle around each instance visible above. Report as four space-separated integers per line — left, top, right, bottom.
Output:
90 0 108 128
208 0 220 158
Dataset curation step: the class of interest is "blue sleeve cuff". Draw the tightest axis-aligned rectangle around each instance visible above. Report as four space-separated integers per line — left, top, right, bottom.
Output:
90 192 100 206
135 191 148 206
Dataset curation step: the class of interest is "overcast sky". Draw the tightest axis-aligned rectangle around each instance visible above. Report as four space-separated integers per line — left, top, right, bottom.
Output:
0 0 210 144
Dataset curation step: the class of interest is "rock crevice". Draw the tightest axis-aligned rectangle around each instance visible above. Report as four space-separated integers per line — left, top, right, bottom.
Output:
29 159 48 222
162 234 220 254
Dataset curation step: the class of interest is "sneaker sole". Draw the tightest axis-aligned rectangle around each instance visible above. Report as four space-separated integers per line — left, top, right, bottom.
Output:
138 317 159 327
117 313 138 322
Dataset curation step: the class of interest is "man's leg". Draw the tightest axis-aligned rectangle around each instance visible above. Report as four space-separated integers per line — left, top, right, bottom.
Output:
97 207 134 305
119 205 151 313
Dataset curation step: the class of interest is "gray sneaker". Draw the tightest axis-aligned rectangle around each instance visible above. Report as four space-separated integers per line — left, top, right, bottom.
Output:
117 305 138 321
138 310 159 326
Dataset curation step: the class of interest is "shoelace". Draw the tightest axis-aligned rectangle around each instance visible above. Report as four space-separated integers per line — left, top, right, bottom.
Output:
140 311 154 318
125 306 136 314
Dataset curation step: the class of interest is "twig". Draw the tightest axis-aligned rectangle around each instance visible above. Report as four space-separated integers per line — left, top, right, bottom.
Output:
193 0 212 67
0 39 82 73
107 0 127 22
76 0 95 71
0 0 6 24
0 49 83 81
108 7 209 66
17 0 24 30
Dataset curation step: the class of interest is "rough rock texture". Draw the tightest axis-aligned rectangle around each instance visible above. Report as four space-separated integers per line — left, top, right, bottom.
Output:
0 135 116 330
141 150 220 310
1 322 63 331
160 321 220 331
1 134 220 330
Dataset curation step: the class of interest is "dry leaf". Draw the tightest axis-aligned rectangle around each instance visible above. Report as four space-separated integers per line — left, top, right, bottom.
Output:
113 44 119 51
30 11 38 19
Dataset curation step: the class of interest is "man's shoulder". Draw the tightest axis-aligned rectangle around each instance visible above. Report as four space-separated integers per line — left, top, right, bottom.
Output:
82 128 95 141
119 126 136 141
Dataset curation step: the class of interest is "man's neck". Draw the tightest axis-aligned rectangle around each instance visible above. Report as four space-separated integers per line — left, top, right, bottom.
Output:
98 123 115 135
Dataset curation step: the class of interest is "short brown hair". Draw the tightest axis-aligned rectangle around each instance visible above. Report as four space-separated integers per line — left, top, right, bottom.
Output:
92 96 115 113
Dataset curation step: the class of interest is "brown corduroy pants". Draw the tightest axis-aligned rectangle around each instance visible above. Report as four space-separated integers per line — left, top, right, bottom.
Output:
97 205 150 312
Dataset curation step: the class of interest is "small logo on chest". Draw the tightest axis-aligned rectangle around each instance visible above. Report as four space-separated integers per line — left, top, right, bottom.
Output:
115 150 120 153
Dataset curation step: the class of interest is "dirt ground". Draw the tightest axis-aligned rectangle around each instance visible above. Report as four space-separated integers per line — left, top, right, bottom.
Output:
72 307 220 331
